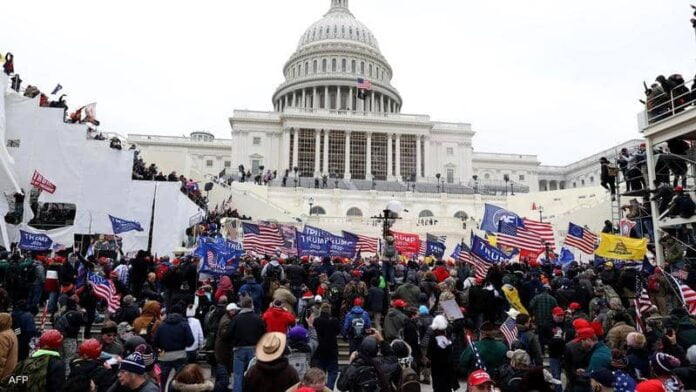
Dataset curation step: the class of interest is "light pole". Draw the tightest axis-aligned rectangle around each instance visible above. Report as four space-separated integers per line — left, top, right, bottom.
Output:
503 174 510 196
436 173 441 193
293 166 299 189
511 181 515 196
308 197 314 216
472 175 478 194
538 205 544 222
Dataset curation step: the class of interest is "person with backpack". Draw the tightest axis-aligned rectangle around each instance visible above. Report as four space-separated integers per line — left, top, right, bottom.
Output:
132 301 162 344
244 332 300 392
390 339 421 392
336 334 390 392
286 319 319 380
54 296 87 369
261 258 285 305
21 253 44 312
213 302 238 392
67 339 117 392
515 313 544 366
3 329 66 392
152 303 194 387
343 297 372 354
112 295 139 325
238 273 264 314
314 302 341 390
366 278 387 332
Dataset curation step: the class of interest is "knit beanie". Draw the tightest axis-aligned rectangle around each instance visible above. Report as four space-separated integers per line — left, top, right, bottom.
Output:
120 352 146 375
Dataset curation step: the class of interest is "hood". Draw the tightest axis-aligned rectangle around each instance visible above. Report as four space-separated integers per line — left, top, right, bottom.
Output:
169 381 214 392
0 313 10 331
350 306 365 315
387 308 406 319
164 313 186 325
270 260 280 267
218 276 233 291
142 301 161 318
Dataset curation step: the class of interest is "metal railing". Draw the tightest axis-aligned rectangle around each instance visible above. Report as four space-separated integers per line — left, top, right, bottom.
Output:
642 76 696 128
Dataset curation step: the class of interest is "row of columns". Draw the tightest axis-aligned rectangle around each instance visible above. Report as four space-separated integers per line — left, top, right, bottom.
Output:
274 86 401 113
288 129 424 181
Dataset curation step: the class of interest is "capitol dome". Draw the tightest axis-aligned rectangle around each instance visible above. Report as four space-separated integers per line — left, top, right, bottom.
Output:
272 0 402 114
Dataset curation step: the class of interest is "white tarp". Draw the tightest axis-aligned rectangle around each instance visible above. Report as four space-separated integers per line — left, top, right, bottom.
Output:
2 84 202 256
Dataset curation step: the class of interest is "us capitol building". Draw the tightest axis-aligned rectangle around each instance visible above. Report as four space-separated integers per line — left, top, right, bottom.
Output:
127 0 637 238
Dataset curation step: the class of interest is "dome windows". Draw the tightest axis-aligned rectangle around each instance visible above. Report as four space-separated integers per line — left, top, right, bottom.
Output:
351 60 356 73
313 60 317 73
332 58 337 72
369 64 372 78
342 59 346 72
322 59 327 72
304 62 308 76
360 61 365 75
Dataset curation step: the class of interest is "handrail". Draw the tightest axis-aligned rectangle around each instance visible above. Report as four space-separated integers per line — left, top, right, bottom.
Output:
642 76 696 128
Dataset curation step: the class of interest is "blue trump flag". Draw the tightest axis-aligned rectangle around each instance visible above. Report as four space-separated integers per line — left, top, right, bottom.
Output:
471 235 512 264
555 247 575 266
302 225 356 258
296 230 331 257
109 215 144 234
195 236 244 276
19 230 53 251
425 240 446 258
480 204 522 233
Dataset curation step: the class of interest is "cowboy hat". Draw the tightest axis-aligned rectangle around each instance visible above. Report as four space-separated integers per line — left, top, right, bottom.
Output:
256 332 287 362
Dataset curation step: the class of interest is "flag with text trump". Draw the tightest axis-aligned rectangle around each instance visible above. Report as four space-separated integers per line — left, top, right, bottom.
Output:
391 231 421 257
470 235 512 280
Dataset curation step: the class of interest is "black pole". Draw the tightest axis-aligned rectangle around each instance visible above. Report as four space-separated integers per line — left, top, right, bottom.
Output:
146 183 158 253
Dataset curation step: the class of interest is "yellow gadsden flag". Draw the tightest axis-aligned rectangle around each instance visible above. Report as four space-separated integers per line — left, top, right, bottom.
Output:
595 233 647 261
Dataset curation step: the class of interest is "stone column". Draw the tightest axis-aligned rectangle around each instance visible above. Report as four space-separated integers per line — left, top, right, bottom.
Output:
323 130 329 175
416 136 422 181
371 91 375 113
314 130 321 176
348 87 353 111
387 133 393 180
324 86 329 109
302 89 306 108
313 87 318 110
395 134 401 181
292 129 299 170
344 131 351 179
366 132 373 180
292 91 296 107
423 136 431 179
284 95 289 110
337 86 342 110
280 129 289 173
380 94 384 113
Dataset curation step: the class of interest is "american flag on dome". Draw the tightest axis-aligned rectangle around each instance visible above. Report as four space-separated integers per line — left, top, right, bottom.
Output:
564 222 598 254
87 272 121 313
664 272 696 315
496 220 543 251
523 218 556 251
357 78 372 90
242 222 285 255
343 231 379 254
500 316 518 347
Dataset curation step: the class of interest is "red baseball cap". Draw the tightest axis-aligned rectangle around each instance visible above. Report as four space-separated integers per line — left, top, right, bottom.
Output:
636 379 666 392
353 297 363 307
569 302 582 311
552 307 565 316
468 370 495 387
572 318 591 330
573 327 596 342
392 299 407 309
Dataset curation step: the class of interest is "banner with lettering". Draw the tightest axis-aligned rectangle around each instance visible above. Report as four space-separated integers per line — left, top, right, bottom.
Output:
471 234 512 264
300 225 356 258
195 236 244 276
296 230 331 257
391 231 421 257
19 230 53 251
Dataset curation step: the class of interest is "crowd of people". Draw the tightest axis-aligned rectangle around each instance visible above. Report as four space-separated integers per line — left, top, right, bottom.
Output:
644 73 695 125
132 151 208 209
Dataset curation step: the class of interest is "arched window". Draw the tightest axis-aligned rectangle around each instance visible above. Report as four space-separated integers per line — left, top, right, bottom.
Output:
313 60 317 73
369 64 373 78
310 206 326 215
342 26 345 36
292 67 295 78
298 63 302 75
484 173 491 180
304 62 309 76
351 60 356 73
347 207 363 217
322 59 327 72
332 59 337 72
376 66 380 80
342 59 347 72
589 176 594 183
454 211 468 221
419 210 434 218
334 25 338 35
360 62 365 75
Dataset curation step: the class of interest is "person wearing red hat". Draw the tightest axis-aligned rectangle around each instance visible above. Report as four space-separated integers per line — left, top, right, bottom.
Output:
467 369 495 391
636 379 667 392
13 330 67 392
67 338 117 391
341 297 371 354
383 300 408 343
547 306 571 392
575 327 611 376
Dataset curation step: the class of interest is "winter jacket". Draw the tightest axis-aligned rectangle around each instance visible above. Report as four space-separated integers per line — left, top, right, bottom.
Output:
152 314 194 353
285 264 307 289
626 347 651 380
10 308 36 361
517 325 543 366
244 357 299 392
459 337 507 375
337 355 390 392
113 304 140 325
342 306 371 337
365 286 386 314
68 358 117 392
314 311 341 360
214 276 233 303
238 278 264 313
32 349 65 392
133 301 162 338
0 313 17 378
226 309 265 347
215 314 233 369
392 283 420 307
186 316 204 352
674 365 696 391
586 342 611 373
606 321 636 350
263 307 296 333
169 380 214 392
383 308 408 343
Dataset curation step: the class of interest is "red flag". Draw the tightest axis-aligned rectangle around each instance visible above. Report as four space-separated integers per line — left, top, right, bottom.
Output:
391 231 420 257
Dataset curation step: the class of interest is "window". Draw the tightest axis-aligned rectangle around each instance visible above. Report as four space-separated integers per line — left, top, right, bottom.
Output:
253 137 261 145
224 161 231 168
418 210 434 218
350 132 367 179
369 64 372 78
454 211 468 220
447 168 454 184
332 59 336 72
6 139 19 147
310 206 326 215
351 60 356 73
322 59 327 72
360 62 365 75
519 174 525 181
371 133 387 180
342 59 346 72
251 159 261 174
292 67 295 78
376 66 380 80
399 134 417 182
304 62 308 75
347 207 363 217
589 176 594 183
206 160 213 167
298 129 316 177
573 182 577 188
313 60 317 73
581 179 585 186
328 130 346 178
298 64 302 75
446 147 454 156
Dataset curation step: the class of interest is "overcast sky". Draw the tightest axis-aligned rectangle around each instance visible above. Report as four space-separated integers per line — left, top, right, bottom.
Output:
2 0 695 165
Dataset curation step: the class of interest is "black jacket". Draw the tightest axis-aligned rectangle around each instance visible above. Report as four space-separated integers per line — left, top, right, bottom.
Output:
152 314 194 352
225 309 265 347
314 311 341 360
285 264 306 288
69 358 117 392
113 304 139 325
365 286 386 313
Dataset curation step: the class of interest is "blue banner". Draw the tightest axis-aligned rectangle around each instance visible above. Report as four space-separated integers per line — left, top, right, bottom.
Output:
480 204 521 233
109 215 144 234
425 241 446 258
19 230 53 251
195 237 244 276
471 235 511 264
302 225 356 258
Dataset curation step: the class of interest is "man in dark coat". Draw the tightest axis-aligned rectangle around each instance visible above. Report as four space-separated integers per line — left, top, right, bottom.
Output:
151 303 194 386
313 302 341 389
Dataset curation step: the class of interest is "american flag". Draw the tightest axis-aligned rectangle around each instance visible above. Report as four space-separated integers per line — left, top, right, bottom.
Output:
87 271 121 313
419 234 446 256
451 243 472 264
500 316 518 347
470 253 492 280
242 222 285 255
497 220 543 251
357 78 372 90
523 218 556 251
564 222 598 254
634 278 651 333
614 371 637 392
465 333 487 372
343 231 379 254
664 272 696 315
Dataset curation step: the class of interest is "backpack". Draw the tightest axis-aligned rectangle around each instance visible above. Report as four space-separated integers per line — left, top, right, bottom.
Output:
0 354 50 392
20 262 36 285
352 365 380 392
397 366 420 392
266 264 282 282
607 164 619 177
287 349 311 380
350 316 366 338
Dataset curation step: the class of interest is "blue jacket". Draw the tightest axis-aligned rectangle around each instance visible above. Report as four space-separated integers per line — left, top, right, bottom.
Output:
587 342 612 373
342 306 371 337
239 278 264 313
152 314 194 352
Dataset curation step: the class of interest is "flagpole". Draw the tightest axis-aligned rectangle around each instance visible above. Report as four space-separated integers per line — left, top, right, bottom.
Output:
661 268 689 311
146 183 158 253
